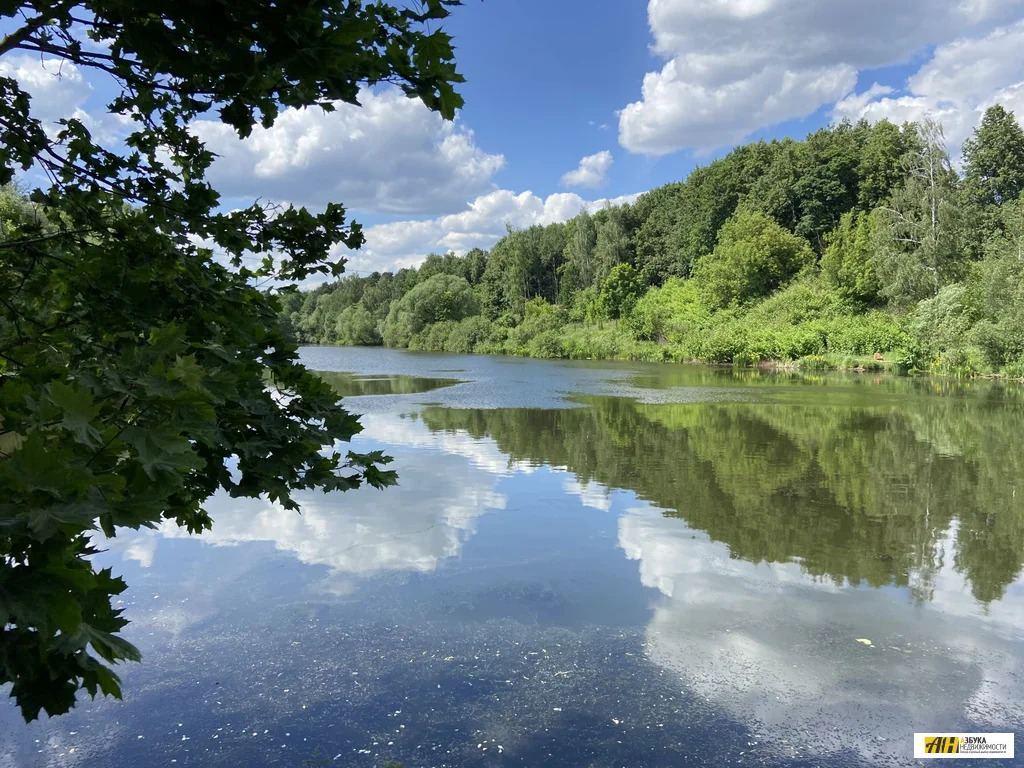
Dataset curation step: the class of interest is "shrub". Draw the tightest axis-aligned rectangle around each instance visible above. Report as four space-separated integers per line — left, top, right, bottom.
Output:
824 312 909 355
1002 359 1024 379
334 302 381 346
598 263 645 319
820 210 881 304
692 209 815 309
910 284 973 357
741 275 851 326
383 274 479 347
567 285 603 323
407 320 456 351
525 330 565 358
628 278 711 342
970 319 1024 370
928 347 988 378
445 316 494 354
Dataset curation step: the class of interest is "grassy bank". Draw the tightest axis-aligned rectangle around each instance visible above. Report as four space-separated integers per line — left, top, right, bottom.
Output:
380 275 1017 381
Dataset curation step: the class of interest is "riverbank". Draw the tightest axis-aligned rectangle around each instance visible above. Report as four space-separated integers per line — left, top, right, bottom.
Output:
325 334 1024 383
288 267 1024 384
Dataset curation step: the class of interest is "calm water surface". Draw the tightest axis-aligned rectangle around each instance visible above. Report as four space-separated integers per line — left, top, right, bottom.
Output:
2 347 1023 766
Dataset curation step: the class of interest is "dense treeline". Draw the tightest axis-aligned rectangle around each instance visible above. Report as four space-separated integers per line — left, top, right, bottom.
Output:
286 107 1024 377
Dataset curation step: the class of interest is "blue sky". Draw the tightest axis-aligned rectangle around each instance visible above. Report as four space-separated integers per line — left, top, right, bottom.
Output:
442 0 656 199
440 0 923 206
3 0 1024 276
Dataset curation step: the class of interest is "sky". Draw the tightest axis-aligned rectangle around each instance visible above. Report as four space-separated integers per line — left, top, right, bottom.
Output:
5 0 1024 278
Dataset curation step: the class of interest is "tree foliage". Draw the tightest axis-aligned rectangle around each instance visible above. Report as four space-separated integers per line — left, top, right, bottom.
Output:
692 209 814 309
962 105 1024 209
598 263 644 320
0 0 465 720
961 105 1024 254
383 273 479 348
821 209 880 304
873 118 964 307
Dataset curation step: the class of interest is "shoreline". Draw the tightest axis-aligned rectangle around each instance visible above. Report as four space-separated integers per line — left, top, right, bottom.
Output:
310 342 1024 384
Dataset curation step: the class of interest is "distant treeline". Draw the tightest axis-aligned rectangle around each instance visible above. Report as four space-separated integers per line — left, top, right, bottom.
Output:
282 106 1024 377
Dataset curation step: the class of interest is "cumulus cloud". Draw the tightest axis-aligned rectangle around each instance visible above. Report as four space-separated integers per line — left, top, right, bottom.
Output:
0 53 106 139
834 19 1024 157
193 87 505 216
561 150 613 188
340 188 643 274
619 0 1023 155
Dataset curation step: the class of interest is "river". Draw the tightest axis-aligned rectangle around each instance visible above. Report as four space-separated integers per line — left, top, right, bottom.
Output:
2 347 1022 767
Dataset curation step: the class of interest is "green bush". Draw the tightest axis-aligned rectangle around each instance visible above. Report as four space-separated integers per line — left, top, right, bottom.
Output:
383 274 480 347
668 276 904 364
407 320 456 351
970 319 1024 369
910 284 973 357
692 209 814 309
567 285 603 323
928 347 988 378
820 210 881 304
598 263 645 319
628 278 711 342
446 316 494 353
334 302 382 346
556 324 663 361
823 312 909 355
1001 359 1024 379
525 330 565 358
740 275 851 326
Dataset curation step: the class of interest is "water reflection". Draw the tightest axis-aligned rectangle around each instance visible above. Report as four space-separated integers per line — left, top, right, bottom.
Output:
419 396 1024 604
104 416 510 577
316 370 462 397
619 506 1024 759
5 350 1023 767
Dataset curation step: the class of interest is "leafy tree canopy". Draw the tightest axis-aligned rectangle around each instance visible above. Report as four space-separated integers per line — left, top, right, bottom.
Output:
820 209 881 305
383 273 478 347
692 209 814 309
0 0 464 721
963 105 1024 209
598 263 644 320
286 108 1024 376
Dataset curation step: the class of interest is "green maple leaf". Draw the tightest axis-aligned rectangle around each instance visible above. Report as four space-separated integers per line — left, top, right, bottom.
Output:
169 354 205 390
82 624 142 664
123 427 202 479
46 382 102 448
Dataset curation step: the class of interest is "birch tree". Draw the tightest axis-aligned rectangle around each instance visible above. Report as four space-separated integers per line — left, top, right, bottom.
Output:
873 118 964 307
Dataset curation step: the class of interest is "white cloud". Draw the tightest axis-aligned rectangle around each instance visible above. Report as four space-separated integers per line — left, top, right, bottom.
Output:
0 53 93 135
193 87 505 216
360 413 538 476
561 150 613 188
340 188 643 274
834 19 1024 156
619 0 1023 155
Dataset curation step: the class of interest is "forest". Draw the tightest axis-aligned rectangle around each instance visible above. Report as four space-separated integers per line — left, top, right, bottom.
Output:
285 107 1024 378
